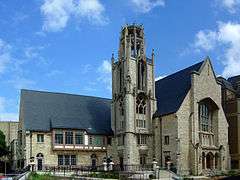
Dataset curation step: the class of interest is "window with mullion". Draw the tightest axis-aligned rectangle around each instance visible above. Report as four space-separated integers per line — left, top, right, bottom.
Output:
199 104 211 132
65 131 73 144
71 155 76 165
58 155 64 165
75 132 84 145
55 130 63 144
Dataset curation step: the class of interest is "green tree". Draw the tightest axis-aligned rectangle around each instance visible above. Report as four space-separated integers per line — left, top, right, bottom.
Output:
0 130 8 157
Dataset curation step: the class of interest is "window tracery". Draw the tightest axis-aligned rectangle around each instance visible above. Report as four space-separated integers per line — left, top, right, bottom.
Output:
136 95 146 114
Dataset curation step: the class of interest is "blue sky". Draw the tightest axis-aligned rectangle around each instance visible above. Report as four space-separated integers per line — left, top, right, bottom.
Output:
0 0 240 121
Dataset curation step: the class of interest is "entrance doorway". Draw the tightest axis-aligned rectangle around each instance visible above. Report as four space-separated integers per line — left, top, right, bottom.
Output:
36 153 44 171
206 152 214 169
119 157 124 171
91 154 97 170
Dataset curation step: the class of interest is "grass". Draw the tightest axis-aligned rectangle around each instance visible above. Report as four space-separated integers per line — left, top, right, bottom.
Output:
28 172 58 180
28 171 119 179
84 171 119 179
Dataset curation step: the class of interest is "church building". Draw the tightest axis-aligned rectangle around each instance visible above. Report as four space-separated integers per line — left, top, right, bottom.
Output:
18 24 230 176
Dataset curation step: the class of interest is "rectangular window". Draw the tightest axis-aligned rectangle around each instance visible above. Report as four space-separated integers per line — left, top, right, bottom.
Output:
58 155 64 165
55 130 63 144
65 155 70 165
65 131 73 144
137 134 147 145
75 132 84 145
137 119 146 128
94 136 103 146
164 136 169 145
37 134 44 143
71 155 76 165
89 136 93 145
58 155 76 166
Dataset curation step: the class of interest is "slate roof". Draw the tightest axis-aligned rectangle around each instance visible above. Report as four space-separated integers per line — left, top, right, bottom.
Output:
20 89 112 135
228 75 240 97
217 77 235 92
154 61 204 117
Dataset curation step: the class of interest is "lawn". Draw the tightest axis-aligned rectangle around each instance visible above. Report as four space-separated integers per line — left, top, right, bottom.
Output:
28 172 59 180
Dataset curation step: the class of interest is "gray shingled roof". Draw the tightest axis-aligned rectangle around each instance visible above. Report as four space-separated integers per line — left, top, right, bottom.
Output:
228 75 240 97
154 61 204 117
20 90 112 135
217 77 235 92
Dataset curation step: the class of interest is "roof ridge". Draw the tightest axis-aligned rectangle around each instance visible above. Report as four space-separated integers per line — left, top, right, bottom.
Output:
156 61 204 82
21 89 111 101
228 75 240 80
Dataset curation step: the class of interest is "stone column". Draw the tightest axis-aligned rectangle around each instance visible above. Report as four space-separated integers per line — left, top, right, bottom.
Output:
204 156 206 170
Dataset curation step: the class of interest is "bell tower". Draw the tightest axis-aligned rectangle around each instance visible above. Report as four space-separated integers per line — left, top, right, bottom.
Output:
111 24 156 166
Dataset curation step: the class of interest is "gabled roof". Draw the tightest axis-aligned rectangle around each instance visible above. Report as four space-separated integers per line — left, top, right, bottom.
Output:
154 61 204 117
20 89 112 135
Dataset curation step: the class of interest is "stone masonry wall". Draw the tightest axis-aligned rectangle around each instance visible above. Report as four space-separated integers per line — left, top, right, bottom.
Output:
25 132 107 168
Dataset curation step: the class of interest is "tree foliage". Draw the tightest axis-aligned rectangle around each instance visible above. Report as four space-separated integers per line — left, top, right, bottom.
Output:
0 130 8 157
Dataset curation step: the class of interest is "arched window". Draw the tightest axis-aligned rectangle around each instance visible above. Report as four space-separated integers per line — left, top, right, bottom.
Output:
137 60 145 90
136 95 146 114
199 104 212 132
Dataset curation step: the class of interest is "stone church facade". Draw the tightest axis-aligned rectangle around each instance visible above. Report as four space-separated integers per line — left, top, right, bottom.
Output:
17 24 230 176
110 24 230 175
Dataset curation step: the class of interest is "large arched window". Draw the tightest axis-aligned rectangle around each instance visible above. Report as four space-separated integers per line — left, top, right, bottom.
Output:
199 104 212 132
199 98 219 133
136 95 146 114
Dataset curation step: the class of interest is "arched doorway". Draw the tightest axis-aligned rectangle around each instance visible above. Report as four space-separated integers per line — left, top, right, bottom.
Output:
119 157 124 171
202 152 205 169
36 153 44 171
90 154 97 170
206 152 214 169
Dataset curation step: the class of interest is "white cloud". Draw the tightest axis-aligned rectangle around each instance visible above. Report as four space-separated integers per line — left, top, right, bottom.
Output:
194 22 240 77
218 0 240 13
0 39 11 74
75 0 107 25
131 0 165 13
41 0 107 32
97 60 112 91
194 30 218 51
98 60 111 73
155 75 166 81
